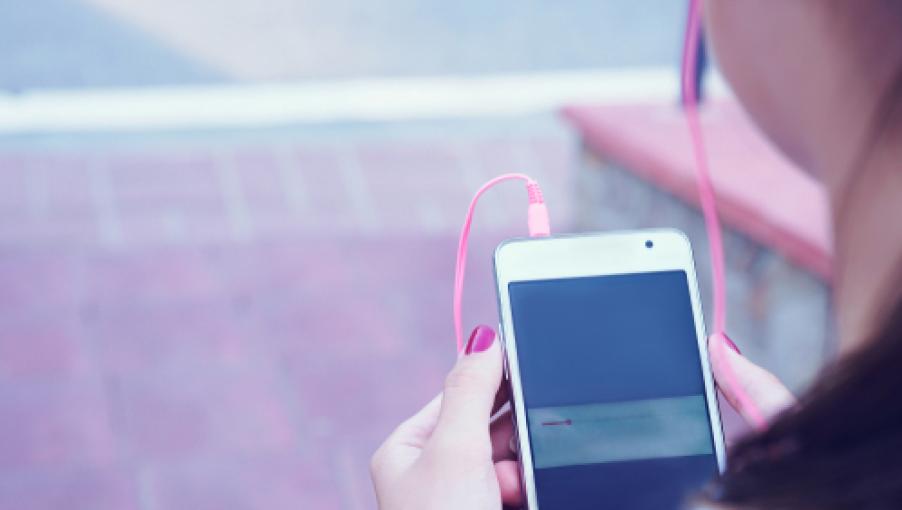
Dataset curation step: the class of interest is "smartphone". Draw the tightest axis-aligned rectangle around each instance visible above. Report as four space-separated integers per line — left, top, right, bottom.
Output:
494 229 726 510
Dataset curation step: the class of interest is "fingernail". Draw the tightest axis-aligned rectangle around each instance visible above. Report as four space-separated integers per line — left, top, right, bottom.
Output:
465 325 496 355
721 333 742 355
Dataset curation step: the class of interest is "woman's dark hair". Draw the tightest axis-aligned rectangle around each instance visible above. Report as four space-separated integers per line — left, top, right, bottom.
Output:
703 292 902 509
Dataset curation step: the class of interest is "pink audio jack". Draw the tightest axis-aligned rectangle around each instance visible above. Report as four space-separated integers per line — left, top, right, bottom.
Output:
682 0 767 430
453 174 549 352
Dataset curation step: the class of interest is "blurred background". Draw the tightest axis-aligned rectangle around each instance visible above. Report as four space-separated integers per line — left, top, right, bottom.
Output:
0 1 832 509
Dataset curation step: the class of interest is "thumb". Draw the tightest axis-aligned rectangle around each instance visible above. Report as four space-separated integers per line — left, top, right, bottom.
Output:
709 333 795 426
432 325 503 447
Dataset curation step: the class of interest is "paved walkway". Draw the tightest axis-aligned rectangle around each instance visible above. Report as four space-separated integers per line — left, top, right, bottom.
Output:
0 118 573 509
0 4 751 509
2 0 682 88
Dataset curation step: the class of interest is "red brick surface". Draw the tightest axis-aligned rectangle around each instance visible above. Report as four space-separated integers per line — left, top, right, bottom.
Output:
0 466 141 510
0 130 570 509
0 379 116 473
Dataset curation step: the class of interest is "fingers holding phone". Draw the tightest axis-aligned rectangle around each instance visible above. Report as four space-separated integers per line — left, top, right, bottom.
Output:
708 334 796 425
371 325 523 510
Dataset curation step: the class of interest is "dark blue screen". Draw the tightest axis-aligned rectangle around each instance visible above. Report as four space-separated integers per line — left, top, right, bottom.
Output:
508 270 718 509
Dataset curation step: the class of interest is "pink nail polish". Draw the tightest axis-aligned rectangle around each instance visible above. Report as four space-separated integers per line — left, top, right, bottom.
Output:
465 325 496 354
722 333 742 355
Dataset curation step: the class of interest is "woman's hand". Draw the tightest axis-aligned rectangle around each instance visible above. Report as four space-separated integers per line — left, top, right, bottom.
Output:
709 334 796 424
371 325 522 510
370 330 795 510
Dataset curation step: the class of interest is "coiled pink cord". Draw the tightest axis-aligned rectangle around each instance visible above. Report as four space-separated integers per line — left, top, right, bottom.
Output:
683 0 767 429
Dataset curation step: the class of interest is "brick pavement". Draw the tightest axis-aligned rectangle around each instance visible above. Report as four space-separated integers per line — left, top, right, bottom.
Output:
0 122 572 509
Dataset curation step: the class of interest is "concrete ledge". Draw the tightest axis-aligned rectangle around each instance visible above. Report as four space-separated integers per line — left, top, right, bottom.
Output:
562 101 832 280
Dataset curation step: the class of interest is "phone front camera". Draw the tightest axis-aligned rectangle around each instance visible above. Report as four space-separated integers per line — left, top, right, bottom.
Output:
645 240 654 249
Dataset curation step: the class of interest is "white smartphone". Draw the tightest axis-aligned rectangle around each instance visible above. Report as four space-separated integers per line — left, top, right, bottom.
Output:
494 229 726 510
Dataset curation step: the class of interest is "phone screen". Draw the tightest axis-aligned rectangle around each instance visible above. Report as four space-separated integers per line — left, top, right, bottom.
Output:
508 270 719 510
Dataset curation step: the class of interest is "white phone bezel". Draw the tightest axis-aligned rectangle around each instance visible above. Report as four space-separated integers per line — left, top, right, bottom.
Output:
493 229 727 509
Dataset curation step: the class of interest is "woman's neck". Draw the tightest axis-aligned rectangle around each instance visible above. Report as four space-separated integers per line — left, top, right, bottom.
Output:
830 133 902 352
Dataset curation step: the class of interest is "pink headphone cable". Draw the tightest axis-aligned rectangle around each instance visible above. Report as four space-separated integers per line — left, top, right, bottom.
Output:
453 173 549 352
683 0 767 430
452 0 768 431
